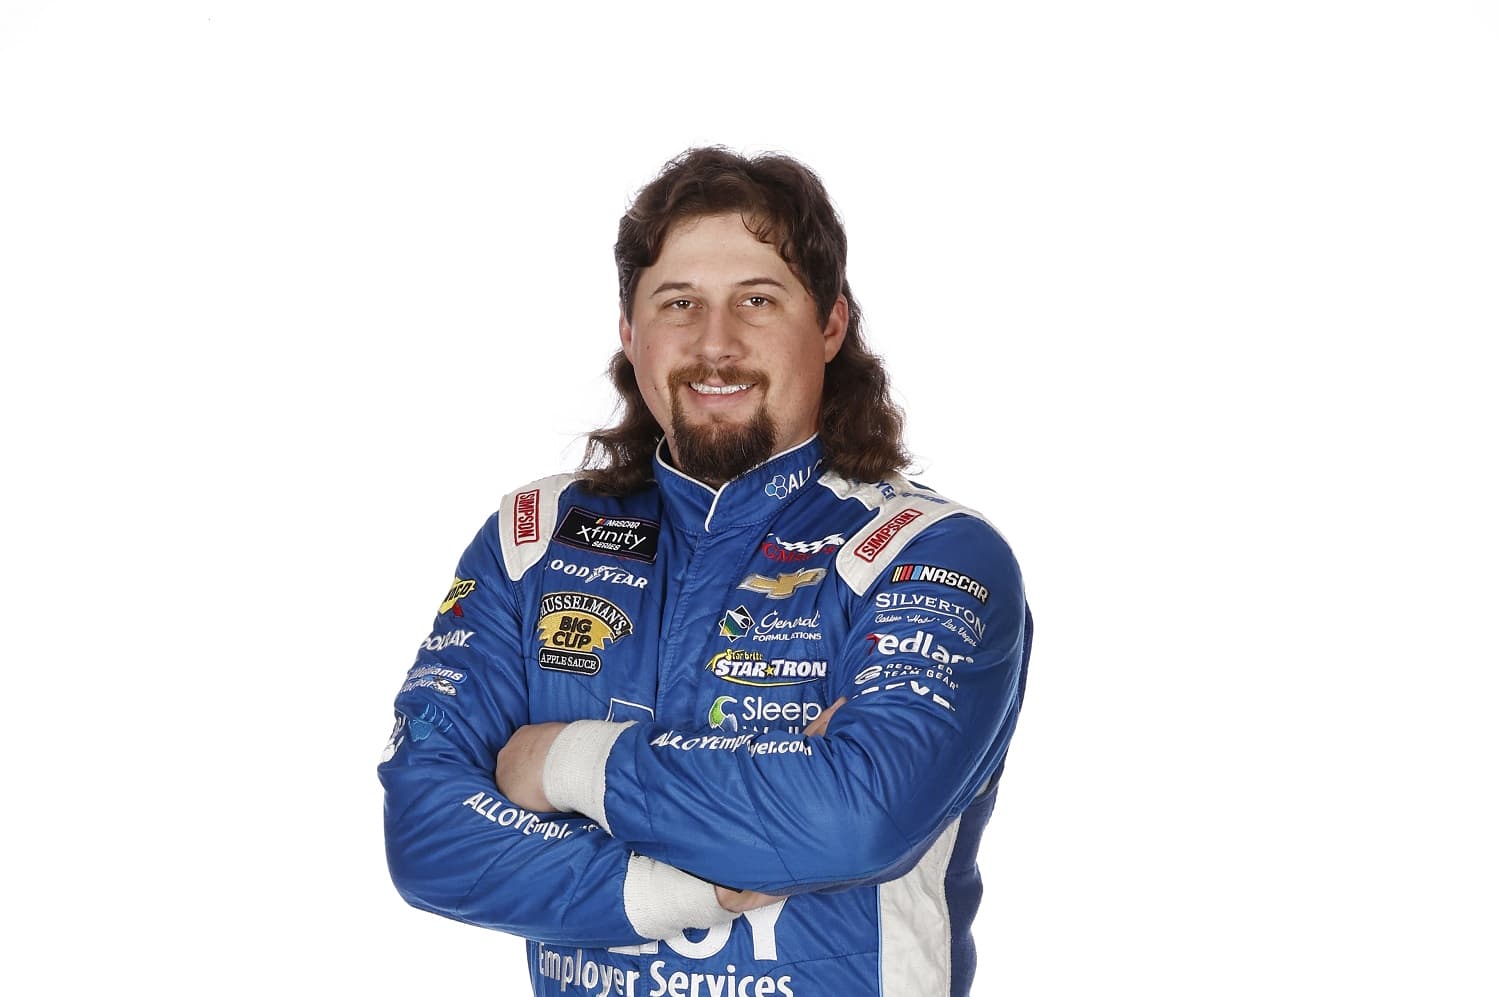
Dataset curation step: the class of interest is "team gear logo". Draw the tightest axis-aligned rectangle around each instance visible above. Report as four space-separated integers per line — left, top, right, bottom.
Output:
535 591 634 676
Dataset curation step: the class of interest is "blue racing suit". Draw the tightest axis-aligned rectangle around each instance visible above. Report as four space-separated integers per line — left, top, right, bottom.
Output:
379 437 1031 997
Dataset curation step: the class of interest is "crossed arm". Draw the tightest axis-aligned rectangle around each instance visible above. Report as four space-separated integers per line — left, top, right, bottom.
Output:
382 512 1028 940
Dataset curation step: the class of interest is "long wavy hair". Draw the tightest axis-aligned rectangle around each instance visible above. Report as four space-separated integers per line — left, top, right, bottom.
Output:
581 147 909 495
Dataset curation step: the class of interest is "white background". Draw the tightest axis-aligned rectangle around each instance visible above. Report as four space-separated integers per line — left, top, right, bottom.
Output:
2 2 1496 993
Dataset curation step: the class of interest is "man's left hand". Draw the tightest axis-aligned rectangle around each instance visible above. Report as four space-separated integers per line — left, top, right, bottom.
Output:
494 722 567 812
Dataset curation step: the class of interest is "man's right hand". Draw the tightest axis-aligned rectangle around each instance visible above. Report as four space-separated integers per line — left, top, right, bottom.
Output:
715 885 784 913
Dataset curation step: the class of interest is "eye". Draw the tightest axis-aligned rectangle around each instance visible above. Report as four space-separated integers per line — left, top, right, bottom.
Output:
743 295 771 308
666 299 695 310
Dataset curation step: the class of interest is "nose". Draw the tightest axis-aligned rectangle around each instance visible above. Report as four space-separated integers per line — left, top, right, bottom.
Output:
694 303 745 365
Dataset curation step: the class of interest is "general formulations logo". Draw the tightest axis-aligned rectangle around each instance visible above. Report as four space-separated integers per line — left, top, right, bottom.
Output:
718 605 754 641
535 591 633 676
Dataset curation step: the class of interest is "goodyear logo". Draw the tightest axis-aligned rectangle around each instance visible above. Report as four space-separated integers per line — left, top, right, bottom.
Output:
439 577 477 616
536 591 633 676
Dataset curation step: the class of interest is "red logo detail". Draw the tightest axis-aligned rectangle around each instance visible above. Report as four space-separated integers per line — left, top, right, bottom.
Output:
514 490 540 545
855 509 922 562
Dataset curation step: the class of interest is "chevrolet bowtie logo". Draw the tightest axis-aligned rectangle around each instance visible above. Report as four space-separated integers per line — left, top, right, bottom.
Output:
737 568 827 600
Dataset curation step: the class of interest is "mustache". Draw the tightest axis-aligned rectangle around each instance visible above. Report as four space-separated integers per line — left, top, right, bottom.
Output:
668 364 766 390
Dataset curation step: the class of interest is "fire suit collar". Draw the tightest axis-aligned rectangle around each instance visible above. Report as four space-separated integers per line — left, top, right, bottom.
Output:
653 436 825 534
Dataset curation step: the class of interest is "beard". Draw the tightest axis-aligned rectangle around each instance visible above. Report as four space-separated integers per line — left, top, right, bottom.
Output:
667 364 778 487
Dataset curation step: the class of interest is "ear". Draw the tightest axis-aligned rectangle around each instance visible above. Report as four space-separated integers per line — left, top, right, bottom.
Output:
821 295 850 363
619 307 636 363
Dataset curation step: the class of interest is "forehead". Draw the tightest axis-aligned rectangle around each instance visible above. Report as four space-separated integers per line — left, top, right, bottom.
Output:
647 213 800 285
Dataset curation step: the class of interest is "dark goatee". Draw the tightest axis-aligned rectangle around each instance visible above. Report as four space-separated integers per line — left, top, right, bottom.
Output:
667 365 777 487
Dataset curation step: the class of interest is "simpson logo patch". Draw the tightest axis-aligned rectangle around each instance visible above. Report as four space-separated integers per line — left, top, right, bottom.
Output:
855 508 922 562
513 489 540 545
535 591 634 676
554 506 660 563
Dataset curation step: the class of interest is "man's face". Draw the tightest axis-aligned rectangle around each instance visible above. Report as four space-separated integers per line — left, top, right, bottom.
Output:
620 213 848 487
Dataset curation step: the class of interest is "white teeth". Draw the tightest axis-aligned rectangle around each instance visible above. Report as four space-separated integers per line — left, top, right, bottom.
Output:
690 382 750 395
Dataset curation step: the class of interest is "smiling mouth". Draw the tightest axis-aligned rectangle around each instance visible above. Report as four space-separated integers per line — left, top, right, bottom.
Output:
689 382 753 396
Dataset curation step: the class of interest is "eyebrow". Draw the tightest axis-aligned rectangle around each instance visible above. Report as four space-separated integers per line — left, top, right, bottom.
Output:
649 277 790 296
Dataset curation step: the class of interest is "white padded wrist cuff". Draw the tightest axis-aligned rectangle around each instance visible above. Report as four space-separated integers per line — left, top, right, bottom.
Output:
623 855 736 939
542 720 633 832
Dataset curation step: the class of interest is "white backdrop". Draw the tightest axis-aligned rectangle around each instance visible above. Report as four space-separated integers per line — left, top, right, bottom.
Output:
2 2 1496 993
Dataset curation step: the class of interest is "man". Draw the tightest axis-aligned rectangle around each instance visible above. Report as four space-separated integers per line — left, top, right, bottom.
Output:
380 147 1032 997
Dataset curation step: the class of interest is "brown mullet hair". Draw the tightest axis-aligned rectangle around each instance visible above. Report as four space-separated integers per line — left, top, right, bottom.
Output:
580 146 909 495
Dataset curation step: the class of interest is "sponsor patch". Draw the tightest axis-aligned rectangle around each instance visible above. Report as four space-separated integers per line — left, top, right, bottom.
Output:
536 591 633 676
763 464 817 500
400 676 459 696
462 793 578 842
513 489 540 545
855 508 923 561
438 577 476 617
547 558 649 588
873 591 987 643
708 695 738 732
706 648 827 688
865 629 975 665
419 629 474 652
890 563 989 603
405 663 468 685
554 506 660 563
751 608 822 642
718 605 754 642
738 568 826 600
709 694 823 733
855 660 959 693
854 678 957 711
761 532 844 562
408 703 454 741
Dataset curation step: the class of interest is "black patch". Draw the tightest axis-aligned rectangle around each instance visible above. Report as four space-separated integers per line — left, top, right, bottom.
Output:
553 506 660 563
539 648 602 675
